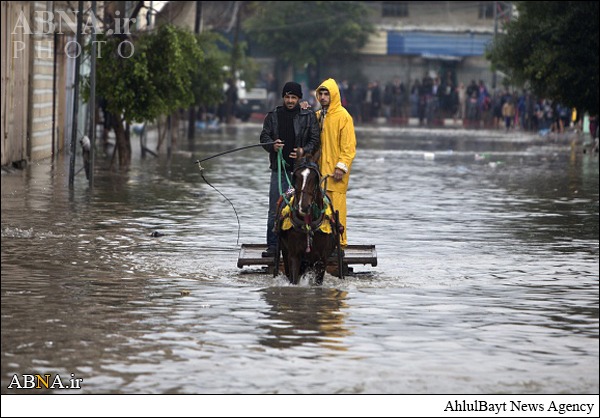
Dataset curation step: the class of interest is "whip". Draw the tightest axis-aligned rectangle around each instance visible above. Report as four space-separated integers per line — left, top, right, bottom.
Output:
194 141 277 165
194 141 277 248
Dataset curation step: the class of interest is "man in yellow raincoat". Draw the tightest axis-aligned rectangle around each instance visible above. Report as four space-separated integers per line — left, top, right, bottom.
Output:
314 78 356 249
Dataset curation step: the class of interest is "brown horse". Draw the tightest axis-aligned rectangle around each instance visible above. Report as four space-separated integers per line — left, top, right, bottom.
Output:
275 154 340 285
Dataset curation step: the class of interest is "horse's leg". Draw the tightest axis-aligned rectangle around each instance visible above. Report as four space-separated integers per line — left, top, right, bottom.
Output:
300 257 309 276
314 260 326 286
289 255 302 285
281 247 290 279
310 232 333 285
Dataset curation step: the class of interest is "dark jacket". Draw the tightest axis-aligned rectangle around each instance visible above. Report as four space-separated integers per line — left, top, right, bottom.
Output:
260 106 321 171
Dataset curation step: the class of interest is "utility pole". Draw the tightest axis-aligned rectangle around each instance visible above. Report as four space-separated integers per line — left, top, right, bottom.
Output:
88 1 97 188
492 2 513 90
492 1 498 89
69 0 84 189
227 1 243 124
187 1 203 141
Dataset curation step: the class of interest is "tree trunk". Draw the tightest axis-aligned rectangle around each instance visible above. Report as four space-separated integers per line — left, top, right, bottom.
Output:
187 106 196 141
156 115 166 151
112 115 131 171
171 111 179 150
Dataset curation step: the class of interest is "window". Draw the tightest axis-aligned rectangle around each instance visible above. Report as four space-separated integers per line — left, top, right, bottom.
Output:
479 2 494 19
382 2 408 18
479 2 510 20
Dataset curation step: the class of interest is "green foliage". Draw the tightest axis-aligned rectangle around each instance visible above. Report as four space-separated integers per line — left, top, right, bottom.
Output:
145 25 203 117
192 32 230 107
235 44 261 90
220 39 260 90
90 25 205 123
244 1 375 69
487 1 599 114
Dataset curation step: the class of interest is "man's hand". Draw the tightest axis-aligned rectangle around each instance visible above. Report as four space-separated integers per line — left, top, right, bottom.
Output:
333 168 345 181
273 139 284 151
290 147 303 159
299 101 311 110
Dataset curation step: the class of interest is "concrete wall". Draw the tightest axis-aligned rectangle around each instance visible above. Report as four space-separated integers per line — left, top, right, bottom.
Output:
29 1 57 162
374 1 501 31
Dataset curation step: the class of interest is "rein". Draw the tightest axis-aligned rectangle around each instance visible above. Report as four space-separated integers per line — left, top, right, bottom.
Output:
277 148 294 207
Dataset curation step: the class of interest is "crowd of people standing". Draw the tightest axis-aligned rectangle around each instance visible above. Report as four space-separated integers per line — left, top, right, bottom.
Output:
304 75 582 134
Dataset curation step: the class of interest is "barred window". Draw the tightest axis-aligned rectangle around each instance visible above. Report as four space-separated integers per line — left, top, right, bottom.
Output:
479 2 510 19
479 2 494 19
382 2 408 18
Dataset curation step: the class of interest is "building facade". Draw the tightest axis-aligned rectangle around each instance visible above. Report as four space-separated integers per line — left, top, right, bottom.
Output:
323 1 510 91
1 1 511 167
1 1 84 167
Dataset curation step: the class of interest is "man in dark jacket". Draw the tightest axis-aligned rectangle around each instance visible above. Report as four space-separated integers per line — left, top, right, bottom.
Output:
260 81 321 257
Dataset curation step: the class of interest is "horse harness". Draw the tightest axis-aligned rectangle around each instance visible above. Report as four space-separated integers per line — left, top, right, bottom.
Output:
278 161 334 253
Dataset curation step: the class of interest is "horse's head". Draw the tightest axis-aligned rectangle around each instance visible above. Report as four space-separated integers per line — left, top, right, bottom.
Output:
280 152 335 286
292 154 323 217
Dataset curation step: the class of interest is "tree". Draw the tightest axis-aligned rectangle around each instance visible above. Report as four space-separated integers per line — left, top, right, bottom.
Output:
88 25 204 170
487 1 599 115
243 1 375 82
221 1 260 123
192 31 230 113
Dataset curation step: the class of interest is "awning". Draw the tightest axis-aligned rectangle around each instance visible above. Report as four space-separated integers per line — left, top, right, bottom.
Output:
388 31 493 57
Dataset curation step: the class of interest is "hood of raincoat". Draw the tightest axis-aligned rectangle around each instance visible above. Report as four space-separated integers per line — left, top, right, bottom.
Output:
316 78 343 116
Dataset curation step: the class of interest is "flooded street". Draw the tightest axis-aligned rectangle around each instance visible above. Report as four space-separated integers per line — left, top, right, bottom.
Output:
1 124 598 395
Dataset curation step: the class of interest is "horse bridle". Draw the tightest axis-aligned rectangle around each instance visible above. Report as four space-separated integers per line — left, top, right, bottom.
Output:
289 161 328 235
293 161 321 202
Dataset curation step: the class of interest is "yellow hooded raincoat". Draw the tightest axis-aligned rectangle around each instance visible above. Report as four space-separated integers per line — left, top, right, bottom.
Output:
315 78 356 247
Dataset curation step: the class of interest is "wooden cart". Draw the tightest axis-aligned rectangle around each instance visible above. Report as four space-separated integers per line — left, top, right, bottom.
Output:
237 243 377 276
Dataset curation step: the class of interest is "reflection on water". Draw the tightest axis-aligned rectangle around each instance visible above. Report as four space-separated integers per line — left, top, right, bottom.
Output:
1 125 598 394
258 287 350 350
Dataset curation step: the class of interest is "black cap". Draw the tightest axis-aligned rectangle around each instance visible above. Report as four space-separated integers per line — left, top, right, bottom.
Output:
282 81 302 99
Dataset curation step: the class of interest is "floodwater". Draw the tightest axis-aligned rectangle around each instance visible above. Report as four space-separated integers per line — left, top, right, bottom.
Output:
1 124 598 397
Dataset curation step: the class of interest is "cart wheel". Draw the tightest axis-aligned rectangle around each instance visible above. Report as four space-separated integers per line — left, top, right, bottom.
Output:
335 210 344 280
